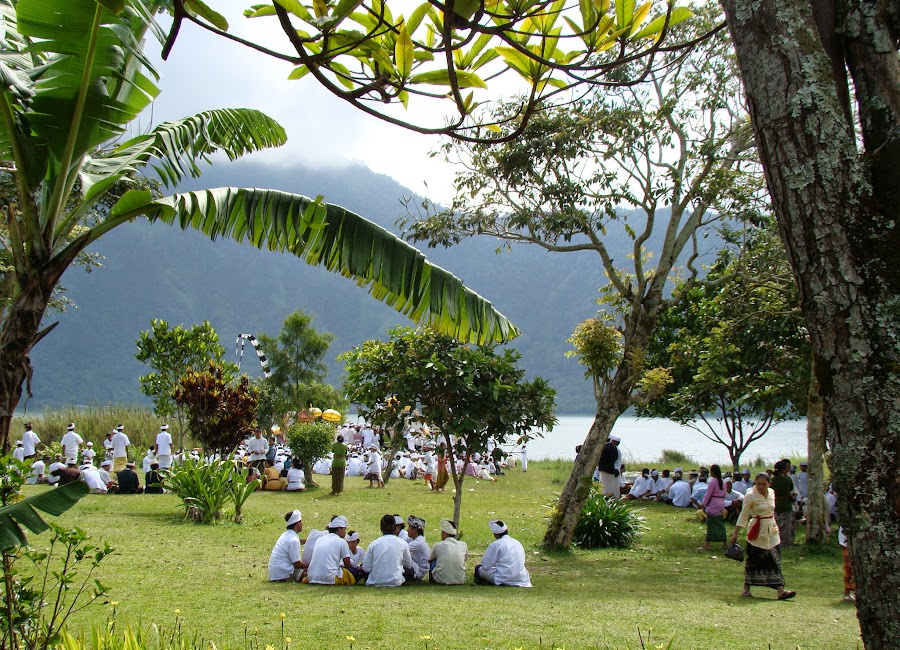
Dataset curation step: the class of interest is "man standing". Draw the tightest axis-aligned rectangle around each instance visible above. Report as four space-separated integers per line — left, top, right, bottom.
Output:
247 430 268 471
362 514 414 587
474 520 532 587
306 515 355 585
12 441 25 462
111 425 131 473
60 423 83 464
795 460 809 502
597 435 621 500
429 519 468 585
155 424 173 470
21 423 40 459
405 515 430 581
103 431 115 462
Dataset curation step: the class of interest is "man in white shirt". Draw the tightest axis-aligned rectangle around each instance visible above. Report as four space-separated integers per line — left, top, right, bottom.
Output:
155 424 174 469
98 459 114 488
651 469 673 500
305 516 355 585
393 514 409 541
60 423 83 464
81 463 108 494
475 520 531 587
12 441 25 462
723 478 745 521
247 430 268 470
365 448 384 488
26 455 49 484
111 425 131 472
361 425 376 449
346 454 364 477
46 454 65 485
733 469 752 495
405 515 430 580
429 519 468 585
624 468 654 500
21 423 41 459
81 442 96 465
142 447 157 473
362 514 414 587
103 431 115 462
690 476 709 508
268 510 306 582
794 460 809 501
668 474 693 507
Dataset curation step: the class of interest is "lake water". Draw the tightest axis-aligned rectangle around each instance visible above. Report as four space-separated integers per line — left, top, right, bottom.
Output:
525 415 808 465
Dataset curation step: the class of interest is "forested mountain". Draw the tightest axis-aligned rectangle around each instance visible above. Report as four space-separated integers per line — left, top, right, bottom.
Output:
26 159 711 414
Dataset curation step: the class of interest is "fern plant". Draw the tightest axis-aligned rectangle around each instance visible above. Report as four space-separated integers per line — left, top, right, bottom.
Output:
571 486 647 549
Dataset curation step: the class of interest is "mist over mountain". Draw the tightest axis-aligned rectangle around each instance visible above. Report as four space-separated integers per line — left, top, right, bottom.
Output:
26 159 716 415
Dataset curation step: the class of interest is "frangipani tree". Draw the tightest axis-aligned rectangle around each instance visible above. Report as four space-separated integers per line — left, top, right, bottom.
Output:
0 0 517 451
165 0 700 139
340 326 556 527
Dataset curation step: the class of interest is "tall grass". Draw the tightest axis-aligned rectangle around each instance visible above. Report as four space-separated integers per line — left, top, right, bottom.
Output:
12 405 161 450
658 448 697 467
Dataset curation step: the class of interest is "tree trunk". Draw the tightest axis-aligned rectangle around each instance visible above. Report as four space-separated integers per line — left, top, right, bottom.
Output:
806 354 828 544
0 274 56 453
720 1 900 646
542 314 653 548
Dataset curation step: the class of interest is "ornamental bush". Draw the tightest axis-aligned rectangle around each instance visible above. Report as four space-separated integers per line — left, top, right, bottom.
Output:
572 486 646 549
286 420 336 487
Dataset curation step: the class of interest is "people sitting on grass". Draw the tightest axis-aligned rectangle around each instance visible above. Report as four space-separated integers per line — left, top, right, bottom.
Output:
723 478 745 522
81 461 108 494
667 472 693 507
116 461 142 494
429 519 468 585
406 515 430 580
346 531 365 581
262 459 286 491
361 514 414 587
651 469 672 500
285 458 306 492
305 515 355 585
268 510 306 582
474 520 532 587
733 469 752 495
144 462 164 494
624 468 654 500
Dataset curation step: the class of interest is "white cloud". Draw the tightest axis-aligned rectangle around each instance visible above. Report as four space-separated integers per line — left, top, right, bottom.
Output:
143 0 457 200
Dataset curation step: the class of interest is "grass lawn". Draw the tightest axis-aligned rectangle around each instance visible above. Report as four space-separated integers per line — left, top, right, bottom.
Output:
23 461 861 650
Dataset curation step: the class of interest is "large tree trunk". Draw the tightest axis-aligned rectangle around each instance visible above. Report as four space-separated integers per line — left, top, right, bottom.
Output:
720 1 900 647
542 315 655 548
806 354 828 544
0 274 56 453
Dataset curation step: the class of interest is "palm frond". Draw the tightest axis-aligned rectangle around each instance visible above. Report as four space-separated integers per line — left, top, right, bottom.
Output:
107 187 520 344
0 481 89 550
79 108 287 202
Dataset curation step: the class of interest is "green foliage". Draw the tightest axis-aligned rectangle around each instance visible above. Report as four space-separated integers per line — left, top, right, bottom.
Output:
2 523 112 650
162 458 257 524
340 326 556 524
638 220 810 471
173 362 259 452
286 420 336 483
0 459 89 549
569 486 646 549
566 317 622 382
255 310 347 430
134 320 235 445
657 449 696 467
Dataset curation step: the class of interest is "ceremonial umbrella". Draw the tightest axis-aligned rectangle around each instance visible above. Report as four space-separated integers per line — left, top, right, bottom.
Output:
322 409 342 422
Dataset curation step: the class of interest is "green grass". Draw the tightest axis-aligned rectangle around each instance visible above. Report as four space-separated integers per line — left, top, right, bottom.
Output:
22 461 860 650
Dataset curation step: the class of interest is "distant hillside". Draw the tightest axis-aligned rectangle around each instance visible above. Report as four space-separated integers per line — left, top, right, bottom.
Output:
25 159 717 415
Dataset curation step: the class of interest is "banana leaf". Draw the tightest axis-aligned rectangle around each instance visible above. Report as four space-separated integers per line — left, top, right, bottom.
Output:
0 481 89 550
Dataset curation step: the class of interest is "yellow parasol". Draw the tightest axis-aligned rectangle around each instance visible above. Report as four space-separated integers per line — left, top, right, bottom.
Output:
322 409 342 422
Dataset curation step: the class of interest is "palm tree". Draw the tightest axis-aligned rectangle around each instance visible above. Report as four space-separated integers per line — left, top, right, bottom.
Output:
0 0 518 450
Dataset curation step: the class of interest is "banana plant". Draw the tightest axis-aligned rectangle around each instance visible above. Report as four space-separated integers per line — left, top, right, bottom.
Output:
0 481 90 550
0 0 519 451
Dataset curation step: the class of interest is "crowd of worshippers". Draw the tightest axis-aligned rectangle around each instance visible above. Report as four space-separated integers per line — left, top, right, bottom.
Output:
14 421 177 494
12 421 517 496
268 512 531 588
593 436 835 524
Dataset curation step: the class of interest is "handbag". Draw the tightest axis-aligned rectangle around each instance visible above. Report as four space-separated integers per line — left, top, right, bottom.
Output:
725 542 744 562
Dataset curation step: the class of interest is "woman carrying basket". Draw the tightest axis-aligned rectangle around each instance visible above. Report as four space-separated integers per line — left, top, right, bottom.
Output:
730 472 797 600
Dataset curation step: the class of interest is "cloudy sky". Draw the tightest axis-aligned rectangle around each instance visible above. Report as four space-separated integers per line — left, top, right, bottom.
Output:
143 0 460 200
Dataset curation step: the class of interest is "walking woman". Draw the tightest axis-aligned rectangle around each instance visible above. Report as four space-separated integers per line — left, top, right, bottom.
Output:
771 459 796 546
700 464 727 551
730 472 796 599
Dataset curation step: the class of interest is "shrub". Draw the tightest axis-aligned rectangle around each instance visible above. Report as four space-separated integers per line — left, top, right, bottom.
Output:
286 420 336 487
658 448 696 467
572 486 646 549
162 458 257 524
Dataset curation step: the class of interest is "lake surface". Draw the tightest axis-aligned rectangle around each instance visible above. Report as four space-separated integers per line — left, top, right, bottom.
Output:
525 415 808 465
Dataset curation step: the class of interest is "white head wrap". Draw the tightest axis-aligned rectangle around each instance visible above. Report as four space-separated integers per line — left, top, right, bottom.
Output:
330 515 348 528
609 435 621 442
440 519 457 535
161 424 169 431
346 531 360 542
285 510 302 528
393 515 404 526
489 520 508 535
67 423 75 431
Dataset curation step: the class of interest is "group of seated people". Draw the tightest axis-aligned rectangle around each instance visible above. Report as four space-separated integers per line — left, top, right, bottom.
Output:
268 513 531 588
25 453 165 495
